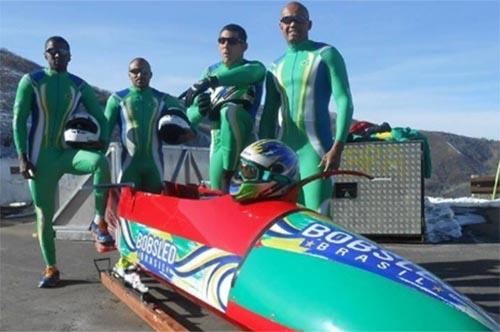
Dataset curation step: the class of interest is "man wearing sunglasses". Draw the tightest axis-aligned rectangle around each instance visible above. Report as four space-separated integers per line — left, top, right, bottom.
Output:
259 1 354 215
105 57 193 277
12 36 111 287
186 24 265 193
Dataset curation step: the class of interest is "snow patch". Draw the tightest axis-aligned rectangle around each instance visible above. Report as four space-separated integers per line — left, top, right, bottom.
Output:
424 197 499 243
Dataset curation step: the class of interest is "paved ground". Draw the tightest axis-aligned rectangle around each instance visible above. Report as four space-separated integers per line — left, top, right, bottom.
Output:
1 216 499 331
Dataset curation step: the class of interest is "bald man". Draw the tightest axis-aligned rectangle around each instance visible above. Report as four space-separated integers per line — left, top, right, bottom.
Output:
105 58 192 275
259 1 354 214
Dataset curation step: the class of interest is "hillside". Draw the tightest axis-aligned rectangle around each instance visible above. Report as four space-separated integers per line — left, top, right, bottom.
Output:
0 48 209 156
423 131 499 197
0 48 112 158
1 48 498 197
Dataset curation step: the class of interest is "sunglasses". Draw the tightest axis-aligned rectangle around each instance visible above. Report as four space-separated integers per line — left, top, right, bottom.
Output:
129 68 150 75
217 37 243 46
45 48 70 56
280 15 309 25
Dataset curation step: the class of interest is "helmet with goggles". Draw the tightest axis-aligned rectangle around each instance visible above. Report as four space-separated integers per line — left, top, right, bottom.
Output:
230 139 299 202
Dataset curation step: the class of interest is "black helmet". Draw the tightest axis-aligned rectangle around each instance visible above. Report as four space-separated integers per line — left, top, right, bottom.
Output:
158 108 192 145
64 113 100 149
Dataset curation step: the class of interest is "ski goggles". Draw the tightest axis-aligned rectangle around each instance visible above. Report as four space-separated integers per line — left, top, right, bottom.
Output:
280 15 309 25
238 160 292 184
239 160 262 181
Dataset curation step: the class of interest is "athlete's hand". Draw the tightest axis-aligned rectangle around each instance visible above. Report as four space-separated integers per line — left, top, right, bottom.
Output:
19 154 36 179
319 141 345 172
197 93 212 116
185 76 218 107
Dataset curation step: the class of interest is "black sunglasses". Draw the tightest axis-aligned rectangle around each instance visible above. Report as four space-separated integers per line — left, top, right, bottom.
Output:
217 37 243 46
45 48 70 56
280 15 309 25
129 68 150 75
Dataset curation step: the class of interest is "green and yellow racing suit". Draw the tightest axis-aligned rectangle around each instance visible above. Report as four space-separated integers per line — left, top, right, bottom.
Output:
187 59 265 190
105 86 187 265
13 68 110 266
259 40 354 213
105 86 186 193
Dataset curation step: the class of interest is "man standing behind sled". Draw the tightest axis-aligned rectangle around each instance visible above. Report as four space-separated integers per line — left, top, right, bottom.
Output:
12 36 112 288
185 24 265 193
105 57 194 276
259 1 354 215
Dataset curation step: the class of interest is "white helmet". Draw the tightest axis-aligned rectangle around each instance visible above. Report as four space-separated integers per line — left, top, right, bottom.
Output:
158 108 192 145
64 113 100 149
230 139 299 202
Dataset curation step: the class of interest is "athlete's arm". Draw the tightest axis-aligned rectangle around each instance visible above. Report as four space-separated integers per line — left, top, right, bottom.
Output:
12 75 36 178
321 47 354 143
319 47 354 170
258 71 281 139
81 83 109 145
214 61 266 87
13 75 32 155
104 94 121 147
186 94 208 130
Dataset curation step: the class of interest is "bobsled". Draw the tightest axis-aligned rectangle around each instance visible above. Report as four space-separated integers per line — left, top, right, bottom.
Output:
108 170 498 331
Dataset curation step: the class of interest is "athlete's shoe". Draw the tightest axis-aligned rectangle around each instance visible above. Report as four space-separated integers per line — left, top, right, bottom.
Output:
89 221 114 246
38 266 60 288
112 258 148 293
112 257 134 278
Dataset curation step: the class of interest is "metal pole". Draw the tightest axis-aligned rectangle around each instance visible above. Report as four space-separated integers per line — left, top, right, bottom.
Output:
492 159 500 200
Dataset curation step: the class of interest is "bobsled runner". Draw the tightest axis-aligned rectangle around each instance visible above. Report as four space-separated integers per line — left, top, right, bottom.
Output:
106 170 498 331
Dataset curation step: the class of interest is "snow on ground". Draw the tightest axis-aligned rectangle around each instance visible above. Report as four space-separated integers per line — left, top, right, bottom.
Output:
425 197 500 243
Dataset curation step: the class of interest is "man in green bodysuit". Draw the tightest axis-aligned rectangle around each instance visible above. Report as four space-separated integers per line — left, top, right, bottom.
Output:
105 57 194 275
259 2 354 214
186 24 265 193
12 36 112 287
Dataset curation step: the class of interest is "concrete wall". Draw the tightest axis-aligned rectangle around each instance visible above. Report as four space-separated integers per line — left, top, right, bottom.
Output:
0 158 31 205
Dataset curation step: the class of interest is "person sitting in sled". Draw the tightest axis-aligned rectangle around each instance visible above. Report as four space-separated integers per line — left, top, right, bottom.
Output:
12 36 112 287
230 139 299 202
105 57 194 277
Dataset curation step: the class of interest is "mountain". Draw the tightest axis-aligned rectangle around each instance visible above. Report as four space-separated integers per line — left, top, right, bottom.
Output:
1 49 498 197
422 131 499 197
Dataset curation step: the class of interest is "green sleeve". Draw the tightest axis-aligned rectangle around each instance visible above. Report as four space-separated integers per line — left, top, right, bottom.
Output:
186 95 205 130
258 71 281 139
104 95 121 144
81 82 108 142
12 74 33 155
321 47 354 143
185 68 211 130
214 61 266 87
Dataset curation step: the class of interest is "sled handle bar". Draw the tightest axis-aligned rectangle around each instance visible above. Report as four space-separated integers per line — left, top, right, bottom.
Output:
284 169 390 198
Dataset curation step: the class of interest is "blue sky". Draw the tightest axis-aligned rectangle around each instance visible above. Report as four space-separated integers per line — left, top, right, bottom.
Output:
1 1 499 139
